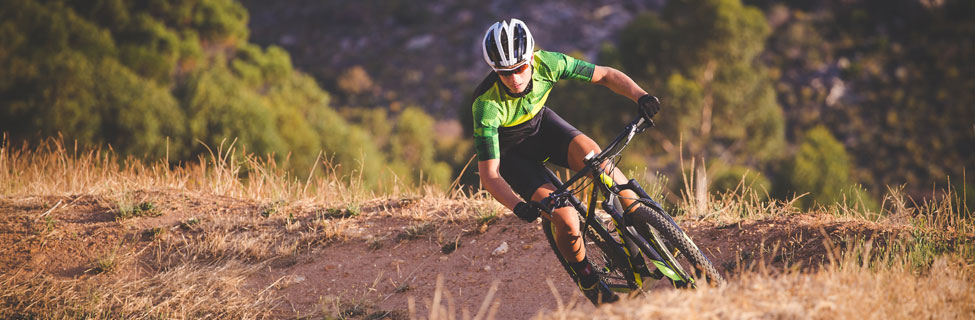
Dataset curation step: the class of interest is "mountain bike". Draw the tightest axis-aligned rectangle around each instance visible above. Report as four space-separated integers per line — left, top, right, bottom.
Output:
534 113 725 297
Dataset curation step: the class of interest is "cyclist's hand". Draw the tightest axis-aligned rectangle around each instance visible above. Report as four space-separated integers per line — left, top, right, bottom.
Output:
513 202 541 222
637 94 661 119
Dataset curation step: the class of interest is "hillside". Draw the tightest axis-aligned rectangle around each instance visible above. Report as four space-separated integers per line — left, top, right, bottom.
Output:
240 0 662 118
3 0 970 208
1 143 972 319
1 0 973 318
2 189 955 319
240 0 975 201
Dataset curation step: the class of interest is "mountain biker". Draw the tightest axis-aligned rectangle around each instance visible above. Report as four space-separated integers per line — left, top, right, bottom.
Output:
472 18 661 305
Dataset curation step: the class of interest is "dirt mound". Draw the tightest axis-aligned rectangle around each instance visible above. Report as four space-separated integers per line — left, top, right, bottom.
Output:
0 192 904 319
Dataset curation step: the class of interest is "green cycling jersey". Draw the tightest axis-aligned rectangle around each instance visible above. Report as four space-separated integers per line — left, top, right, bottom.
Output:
472 50 595 161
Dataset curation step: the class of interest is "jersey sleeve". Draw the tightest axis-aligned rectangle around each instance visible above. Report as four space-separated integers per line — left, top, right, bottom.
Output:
536 50 595 82
472 99 502 161
560 53 596 81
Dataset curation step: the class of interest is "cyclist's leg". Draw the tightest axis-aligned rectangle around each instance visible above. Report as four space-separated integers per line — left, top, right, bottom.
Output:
498 150 586 256
532 182 618 303
529 183 584 262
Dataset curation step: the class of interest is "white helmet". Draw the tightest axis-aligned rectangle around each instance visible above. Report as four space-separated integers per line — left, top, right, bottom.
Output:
481 18 535 71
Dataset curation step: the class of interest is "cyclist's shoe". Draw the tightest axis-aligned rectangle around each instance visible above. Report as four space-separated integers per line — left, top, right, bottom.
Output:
578 277 619 305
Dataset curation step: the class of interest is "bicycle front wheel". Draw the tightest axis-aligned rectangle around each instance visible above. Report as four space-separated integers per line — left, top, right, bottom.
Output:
630 205 726 287
542 215 639 294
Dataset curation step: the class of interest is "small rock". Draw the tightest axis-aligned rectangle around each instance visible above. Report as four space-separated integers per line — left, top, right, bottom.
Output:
484 265 492 271
492 242 509 256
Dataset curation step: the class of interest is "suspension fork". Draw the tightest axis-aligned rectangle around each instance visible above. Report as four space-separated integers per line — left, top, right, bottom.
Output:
613 179 665 213
614 178 687 238
609 179 694 283
601 189 669 268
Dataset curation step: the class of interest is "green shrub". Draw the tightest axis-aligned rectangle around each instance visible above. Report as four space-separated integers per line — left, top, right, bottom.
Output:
91 58 188 159
180 65 287 158
0 0 412 189
391 107 452 185
780 126 854 209
190 0 249 42
116 14 180 83
708 160 771 199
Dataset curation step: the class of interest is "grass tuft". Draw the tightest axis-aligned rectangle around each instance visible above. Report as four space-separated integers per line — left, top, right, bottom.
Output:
87 247 122 275
179 217 201 230
115 201 159 220
398 222 435 240
142 227 168 241
322 203 361 219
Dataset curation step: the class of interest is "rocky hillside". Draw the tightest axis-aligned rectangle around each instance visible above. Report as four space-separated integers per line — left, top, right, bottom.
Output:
240 0 975 201
240 0 664 118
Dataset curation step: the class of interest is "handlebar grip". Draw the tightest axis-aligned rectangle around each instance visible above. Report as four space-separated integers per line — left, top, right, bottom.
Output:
528 200 550 213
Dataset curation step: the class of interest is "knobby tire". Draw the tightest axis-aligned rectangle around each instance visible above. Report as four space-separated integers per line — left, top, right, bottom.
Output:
631 205 726 287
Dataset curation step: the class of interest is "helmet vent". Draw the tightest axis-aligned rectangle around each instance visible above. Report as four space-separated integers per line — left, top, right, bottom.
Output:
481 18 534 71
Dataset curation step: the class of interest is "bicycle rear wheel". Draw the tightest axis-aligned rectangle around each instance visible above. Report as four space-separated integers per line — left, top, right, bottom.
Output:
630 205 725 287
542 215 638 294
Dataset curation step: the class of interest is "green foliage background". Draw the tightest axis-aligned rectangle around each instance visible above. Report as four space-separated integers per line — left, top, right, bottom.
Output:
750 0 974 198
548 0 788 201
547 0 972 207
0 0 453 187
1 0 971 206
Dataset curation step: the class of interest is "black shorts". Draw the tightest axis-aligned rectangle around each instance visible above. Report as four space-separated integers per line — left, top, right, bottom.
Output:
498 107 582 201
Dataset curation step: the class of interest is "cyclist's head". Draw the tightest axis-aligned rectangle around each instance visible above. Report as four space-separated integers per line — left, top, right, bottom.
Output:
482 18 534 73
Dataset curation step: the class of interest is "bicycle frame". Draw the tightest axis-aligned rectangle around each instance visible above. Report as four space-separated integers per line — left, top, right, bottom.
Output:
536 116 696 289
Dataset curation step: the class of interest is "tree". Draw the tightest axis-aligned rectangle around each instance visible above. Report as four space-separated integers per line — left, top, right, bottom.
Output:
0 0 394 186
617 0 785 169
754 0 974 197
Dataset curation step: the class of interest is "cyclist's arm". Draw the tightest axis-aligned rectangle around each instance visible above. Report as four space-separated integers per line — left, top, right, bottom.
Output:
591 66 647 102
478 159 523 211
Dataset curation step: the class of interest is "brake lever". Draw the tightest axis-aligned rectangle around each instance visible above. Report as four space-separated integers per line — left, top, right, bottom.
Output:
635 116 655 133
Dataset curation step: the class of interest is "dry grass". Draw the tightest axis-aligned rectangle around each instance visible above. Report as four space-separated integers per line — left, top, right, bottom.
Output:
522 162 974 319
2 138 972 319
539 258 974 319
0 138 502 318
537 219 975 319
0 262 278 319
1 137 369 203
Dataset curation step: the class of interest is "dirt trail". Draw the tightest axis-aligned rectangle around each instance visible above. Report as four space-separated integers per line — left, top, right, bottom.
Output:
0 193 899 319
255 215 897 319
